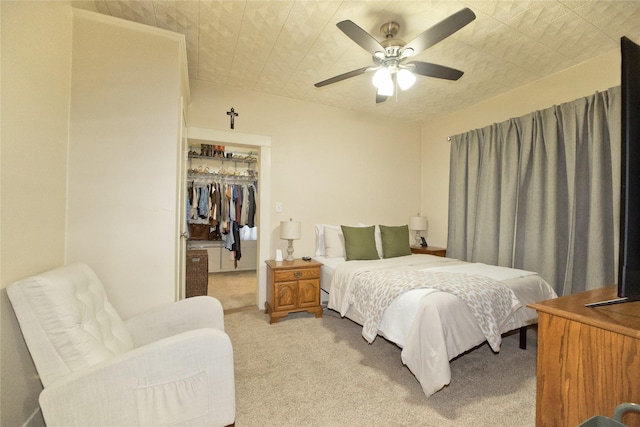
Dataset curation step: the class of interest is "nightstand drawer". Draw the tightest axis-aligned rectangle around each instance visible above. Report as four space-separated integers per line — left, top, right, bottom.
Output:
274 268 319 282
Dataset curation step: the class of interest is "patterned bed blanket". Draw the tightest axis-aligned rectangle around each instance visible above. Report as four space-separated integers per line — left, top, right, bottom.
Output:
350 268 521 351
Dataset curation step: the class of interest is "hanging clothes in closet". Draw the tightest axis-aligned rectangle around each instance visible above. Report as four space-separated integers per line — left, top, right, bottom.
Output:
187 177 257 266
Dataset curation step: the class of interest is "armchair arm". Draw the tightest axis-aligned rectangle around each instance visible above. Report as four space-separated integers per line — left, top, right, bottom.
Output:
124 296 225 347
39 328 235 427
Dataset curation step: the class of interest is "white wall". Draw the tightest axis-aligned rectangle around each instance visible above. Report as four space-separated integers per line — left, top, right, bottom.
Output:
421 49 622 247
1 2 72 426
66 11 186 319
187 80 423 308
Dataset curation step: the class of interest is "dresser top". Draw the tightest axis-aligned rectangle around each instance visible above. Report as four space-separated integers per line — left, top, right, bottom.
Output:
265 259 321 269
529 285 640 339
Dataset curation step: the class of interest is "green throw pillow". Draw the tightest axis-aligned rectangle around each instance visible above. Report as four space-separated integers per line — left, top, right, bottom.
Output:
341 225 380 261
379 224 412 258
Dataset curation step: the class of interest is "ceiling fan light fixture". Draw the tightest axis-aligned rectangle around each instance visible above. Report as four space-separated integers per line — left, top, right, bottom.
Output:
316 8 476 103
377 81 394 97
397 69 416 90
372 67 392 89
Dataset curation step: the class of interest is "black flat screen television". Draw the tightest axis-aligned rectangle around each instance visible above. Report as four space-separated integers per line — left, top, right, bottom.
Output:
617 36 640 303
587 36 640 307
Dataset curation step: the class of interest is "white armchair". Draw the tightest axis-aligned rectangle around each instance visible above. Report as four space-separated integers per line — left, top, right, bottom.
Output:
7 262 235 427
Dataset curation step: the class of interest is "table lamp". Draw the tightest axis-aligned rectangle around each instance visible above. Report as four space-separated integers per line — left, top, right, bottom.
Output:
409 215 428 246
280 218 301 261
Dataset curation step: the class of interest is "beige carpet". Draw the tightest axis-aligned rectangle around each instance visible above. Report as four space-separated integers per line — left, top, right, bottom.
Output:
225 308 537 427
208 271 256 311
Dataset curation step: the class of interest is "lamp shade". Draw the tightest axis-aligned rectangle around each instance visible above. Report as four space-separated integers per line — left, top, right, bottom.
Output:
397 69 416 90
280 219 301 240
372 67 392 89
372 68 394 96
377 81 394 97
409 216 428 231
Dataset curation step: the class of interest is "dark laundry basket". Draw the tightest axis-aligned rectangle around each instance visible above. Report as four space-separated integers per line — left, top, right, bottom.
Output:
578 403 640 427
186 249 208 298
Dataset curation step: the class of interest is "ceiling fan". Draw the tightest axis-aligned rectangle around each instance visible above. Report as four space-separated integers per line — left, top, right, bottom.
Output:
314 8 476 103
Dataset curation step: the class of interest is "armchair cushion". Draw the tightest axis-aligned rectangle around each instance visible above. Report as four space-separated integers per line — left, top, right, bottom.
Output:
125 295 224 348
7 263 133 386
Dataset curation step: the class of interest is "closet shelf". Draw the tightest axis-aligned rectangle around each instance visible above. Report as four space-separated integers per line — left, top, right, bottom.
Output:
187 171 257 181
188 153 257 164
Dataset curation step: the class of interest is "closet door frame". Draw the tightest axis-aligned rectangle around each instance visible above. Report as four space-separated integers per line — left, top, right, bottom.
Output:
187 127 271 309
176 100 188 301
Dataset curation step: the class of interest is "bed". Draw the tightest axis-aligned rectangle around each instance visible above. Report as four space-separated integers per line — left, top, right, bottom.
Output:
313 224 557 397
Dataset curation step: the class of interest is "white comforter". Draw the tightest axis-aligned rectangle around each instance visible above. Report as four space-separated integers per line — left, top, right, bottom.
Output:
326 255 557 396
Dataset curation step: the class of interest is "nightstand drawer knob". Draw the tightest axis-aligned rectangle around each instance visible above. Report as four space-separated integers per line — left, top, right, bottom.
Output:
294 271 303 278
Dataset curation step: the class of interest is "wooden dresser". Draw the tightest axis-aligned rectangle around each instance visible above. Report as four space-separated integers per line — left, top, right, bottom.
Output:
529 286 640 427
265 259 322 324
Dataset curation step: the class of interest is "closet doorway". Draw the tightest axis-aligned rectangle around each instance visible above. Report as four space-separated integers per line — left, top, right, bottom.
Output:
209 270 256 311
186 127 271 312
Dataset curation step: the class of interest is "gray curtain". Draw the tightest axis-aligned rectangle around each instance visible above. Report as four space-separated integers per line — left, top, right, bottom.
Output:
447 86 621 296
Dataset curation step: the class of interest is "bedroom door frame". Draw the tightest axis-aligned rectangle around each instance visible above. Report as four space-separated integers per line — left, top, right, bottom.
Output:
186 126 271 309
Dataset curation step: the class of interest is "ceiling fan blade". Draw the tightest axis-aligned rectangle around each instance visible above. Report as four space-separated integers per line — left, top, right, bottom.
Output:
409 61 464 80
376 93 387 103
314 66 371 87
404 8 476 55
337 20 384 54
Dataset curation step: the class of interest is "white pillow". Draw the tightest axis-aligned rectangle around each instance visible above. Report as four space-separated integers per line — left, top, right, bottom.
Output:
324 226 346 258
314 224 324 256
315 224 334 256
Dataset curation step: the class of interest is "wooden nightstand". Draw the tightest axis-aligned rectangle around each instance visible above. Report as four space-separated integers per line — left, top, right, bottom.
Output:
410 245 447 257
265 259 323 324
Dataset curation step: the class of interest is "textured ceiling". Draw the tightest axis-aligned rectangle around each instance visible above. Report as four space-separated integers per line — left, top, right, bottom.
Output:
75 1 640 123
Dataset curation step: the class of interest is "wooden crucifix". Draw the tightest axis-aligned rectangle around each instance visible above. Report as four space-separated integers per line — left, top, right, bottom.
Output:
226 107 238 129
